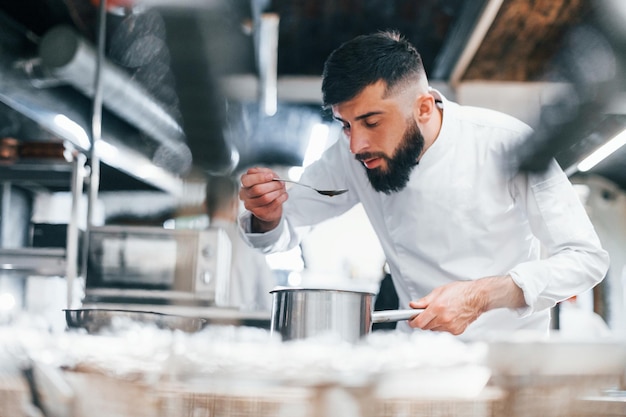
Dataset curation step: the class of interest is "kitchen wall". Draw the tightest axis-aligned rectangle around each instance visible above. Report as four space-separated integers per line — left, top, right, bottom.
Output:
456 81 573 127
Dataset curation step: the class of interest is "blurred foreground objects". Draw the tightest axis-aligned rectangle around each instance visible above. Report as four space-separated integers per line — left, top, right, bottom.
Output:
517 0 626 179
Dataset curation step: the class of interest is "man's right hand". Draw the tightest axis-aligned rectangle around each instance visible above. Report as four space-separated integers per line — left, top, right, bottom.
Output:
239 167 288 233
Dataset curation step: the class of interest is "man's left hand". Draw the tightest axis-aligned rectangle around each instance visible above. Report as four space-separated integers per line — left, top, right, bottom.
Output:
407 275 526 335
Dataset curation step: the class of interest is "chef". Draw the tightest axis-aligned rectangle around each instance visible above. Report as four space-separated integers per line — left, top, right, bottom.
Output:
238 31 609 340
205 174 275 312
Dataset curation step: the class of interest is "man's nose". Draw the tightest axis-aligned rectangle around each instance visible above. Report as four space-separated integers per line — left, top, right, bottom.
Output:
349 128 369 155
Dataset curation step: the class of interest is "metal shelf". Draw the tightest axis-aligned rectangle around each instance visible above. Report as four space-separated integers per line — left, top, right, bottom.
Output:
0 158 73 192
0 33 187 196
0 247 67 276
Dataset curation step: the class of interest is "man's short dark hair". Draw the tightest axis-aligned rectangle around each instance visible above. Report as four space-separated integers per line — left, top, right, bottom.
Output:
205 175 239 218
321 30 425 108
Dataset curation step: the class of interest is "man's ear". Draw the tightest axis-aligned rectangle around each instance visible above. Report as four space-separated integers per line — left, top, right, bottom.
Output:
413 93 436 123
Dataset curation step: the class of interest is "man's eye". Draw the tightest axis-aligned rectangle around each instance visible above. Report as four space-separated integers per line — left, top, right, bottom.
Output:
365 121 379 128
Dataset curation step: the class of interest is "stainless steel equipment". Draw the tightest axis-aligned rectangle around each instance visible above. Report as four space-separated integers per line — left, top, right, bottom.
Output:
84 225 232 308
270 287 422 343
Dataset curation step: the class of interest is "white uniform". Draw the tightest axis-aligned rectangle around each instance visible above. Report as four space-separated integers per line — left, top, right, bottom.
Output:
211 219 275 312
240 91 609 340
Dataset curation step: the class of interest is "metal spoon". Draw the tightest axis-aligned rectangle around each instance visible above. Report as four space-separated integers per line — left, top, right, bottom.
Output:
272 178 348 197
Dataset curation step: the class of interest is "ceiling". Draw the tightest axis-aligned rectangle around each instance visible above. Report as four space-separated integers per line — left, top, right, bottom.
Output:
0 0 625 193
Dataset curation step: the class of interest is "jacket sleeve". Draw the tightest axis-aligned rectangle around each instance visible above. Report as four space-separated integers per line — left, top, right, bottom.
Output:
238 139 360 253
508 159 610 316
237 213 305 254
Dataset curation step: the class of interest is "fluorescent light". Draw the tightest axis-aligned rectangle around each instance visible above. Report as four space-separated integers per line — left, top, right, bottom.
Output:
96 141 160 179
577 129 626 172
95 140 183 195
53 114 91 149
136 164 165 180
94 140 119 160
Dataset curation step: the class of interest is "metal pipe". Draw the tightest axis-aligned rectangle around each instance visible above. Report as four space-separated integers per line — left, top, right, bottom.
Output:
38 24 191 173
80 0 107 294
448 0 503 87
66 149 86 309
0 12 187 194
0 182 10 248
88 0 106 230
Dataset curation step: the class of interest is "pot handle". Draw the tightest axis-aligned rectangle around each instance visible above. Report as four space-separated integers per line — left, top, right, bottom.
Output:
371 309 424 324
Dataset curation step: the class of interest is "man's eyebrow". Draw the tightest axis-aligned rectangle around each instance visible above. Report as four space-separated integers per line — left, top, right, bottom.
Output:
333 111 383 123
355 111 383 121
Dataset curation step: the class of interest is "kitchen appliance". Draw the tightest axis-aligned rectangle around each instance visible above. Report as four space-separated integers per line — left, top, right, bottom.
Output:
270 287 422 343
83 225 232 308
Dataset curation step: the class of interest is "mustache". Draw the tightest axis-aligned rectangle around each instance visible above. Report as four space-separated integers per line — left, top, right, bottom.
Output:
355 152 389 163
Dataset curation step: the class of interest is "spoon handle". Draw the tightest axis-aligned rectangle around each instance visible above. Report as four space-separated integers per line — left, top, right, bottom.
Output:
272 177 348 197
272 178 314 190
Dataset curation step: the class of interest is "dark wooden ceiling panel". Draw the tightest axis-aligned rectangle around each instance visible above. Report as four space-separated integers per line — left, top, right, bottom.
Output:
463 0 590 81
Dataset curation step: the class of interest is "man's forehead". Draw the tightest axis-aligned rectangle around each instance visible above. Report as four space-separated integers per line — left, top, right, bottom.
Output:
331 82 391 117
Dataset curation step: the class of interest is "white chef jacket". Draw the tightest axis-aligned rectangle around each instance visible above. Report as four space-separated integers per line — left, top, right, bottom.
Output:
239 90 609 340
210 219 275 312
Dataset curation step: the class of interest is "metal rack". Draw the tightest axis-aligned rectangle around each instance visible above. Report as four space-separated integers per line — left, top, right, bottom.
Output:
0 159 73 192
0 1 188 310
0 247 67 276
0 146 86 309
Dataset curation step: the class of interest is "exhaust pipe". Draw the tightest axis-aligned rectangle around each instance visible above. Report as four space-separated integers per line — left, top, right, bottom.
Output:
38 25 191 174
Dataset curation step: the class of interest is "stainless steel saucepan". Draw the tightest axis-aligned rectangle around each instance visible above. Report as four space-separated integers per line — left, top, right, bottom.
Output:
270 287 423 343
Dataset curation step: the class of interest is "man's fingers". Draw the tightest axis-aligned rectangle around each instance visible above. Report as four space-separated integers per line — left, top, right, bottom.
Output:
244 189 288 213
409 299 428 309
240 173 285 202
240 170 275 189
408 309 435 329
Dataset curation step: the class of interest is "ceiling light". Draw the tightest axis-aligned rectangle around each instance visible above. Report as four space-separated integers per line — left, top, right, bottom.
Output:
94 140 119 160
577 128 626 172
53 114 91 149
257 13 280 117
95 139 183 195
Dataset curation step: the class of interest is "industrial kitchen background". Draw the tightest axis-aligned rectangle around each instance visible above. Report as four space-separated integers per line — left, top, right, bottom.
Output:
1 1 626 416
1 0 626 336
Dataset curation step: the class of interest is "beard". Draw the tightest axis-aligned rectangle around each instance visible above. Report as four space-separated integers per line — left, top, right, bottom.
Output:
356 120 424 194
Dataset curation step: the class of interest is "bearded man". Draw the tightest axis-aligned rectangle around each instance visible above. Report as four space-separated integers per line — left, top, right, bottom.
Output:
237 31 608 340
